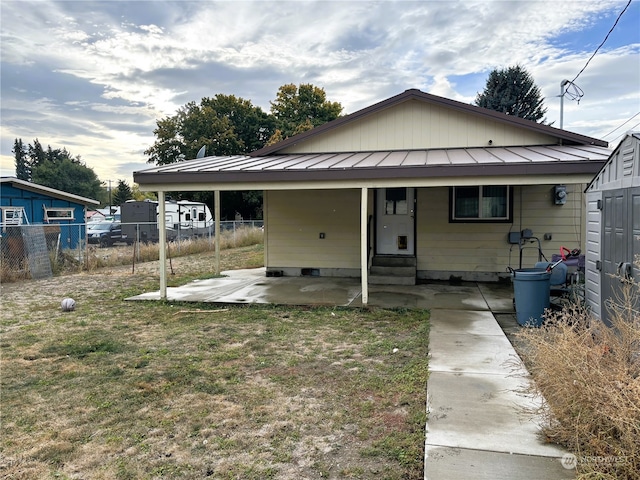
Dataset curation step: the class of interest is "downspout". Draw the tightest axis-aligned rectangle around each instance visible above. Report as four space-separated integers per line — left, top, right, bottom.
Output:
158 191 167 300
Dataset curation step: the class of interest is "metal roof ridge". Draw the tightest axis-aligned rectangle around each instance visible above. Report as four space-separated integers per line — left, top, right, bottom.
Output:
249 90 607 156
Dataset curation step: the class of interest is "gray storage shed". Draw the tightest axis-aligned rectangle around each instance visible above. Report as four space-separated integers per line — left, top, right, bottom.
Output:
585 132 640 324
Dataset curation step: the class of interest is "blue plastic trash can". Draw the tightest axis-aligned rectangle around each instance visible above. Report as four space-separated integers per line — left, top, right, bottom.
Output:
511 268 551 327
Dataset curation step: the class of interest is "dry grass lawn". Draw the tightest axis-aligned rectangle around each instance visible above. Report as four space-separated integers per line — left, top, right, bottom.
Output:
0 244 429 479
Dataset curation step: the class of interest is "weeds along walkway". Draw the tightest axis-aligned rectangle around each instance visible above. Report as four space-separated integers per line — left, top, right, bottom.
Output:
424 298 574 480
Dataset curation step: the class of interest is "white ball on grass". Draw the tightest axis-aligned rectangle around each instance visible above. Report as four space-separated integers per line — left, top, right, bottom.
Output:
61 298 76 312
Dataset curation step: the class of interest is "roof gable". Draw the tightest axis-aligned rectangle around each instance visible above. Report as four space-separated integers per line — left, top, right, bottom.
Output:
251 89 607 156
586 132 640 191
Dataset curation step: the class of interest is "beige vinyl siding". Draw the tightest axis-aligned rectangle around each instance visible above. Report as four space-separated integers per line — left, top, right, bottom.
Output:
264 185 587 278
264 189 363 269
416 184 586 275
281 100 557 154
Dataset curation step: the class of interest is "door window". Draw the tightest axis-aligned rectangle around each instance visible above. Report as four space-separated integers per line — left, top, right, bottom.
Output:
385 188 408 215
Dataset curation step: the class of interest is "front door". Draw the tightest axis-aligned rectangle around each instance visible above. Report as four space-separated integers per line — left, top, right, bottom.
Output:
376 188 415 255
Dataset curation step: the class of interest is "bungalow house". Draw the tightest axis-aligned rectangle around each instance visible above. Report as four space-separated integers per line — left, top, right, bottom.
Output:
133 89 611 303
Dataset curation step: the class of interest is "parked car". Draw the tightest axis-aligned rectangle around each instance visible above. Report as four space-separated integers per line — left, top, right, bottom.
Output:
87 221 128 247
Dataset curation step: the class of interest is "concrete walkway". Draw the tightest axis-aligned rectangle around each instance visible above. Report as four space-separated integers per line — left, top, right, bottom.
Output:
425 302 574 479
128 269 575 479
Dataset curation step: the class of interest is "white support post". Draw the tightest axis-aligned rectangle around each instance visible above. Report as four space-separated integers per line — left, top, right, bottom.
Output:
361 187 369 305
214 190 221 276
158 191 167 300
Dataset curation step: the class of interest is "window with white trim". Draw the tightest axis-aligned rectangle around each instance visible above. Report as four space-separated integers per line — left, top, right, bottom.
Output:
44 207 75 222
450 186 511 222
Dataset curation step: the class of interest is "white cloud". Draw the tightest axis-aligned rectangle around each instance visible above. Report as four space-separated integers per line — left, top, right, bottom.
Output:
1 0 638 181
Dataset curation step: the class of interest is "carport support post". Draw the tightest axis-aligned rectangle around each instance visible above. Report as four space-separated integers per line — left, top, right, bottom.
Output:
214 190 220 275
158 191 167 300
361 187 368 305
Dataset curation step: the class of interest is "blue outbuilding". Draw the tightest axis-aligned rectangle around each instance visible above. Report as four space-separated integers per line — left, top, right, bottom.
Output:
1 176 99 250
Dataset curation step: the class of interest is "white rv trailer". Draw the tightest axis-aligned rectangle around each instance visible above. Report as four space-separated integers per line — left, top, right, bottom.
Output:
121 199 214 242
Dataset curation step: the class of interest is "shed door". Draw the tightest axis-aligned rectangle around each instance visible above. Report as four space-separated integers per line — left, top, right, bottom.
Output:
376 188 415 255
601 187 640 325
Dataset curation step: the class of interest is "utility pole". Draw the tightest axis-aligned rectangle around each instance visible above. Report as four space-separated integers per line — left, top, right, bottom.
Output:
559 79 583 130
559 79 569 130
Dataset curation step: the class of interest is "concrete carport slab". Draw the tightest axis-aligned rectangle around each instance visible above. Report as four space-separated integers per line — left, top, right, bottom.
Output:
127 268 491 310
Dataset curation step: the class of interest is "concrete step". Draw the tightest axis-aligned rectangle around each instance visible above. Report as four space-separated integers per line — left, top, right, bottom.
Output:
370 265 416 276
372 255 417 268
369 274 416 286
370 256 416 285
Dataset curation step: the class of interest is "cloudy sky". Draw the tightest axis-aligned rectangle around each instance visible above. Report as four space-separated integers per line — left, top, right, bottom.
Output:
1 0 639 184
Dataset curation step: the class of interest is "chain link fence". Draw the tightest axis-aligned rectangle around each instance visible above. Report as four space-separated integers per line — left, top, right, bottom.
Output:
1 220 263 282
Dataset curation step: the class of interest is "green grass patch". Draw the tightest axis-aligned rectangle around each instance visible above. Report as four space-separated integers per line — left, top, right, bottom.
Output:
40 330 126 358
1 245 430 479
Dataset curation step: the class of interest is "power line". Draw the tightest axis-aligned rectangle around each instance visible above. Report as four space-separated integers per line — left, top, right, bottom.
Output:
566 0 632 88
603 111 640 139
608 122 640 147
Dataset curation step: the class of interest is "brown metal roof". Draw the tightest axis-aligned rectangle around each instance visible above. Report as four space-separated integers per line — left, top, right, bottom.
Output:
134 144 611 187
250 89 608 157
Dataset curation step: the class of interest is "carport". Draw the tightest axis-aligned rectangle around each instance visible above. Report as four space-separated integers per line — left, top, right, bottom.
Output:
133 90 609 305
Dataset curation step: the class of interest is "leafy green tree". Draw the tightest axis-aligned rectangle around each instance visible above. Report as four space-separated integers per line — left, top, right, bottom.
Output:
145 95 274 166
144 85 342 219
30 153 103 201
112 180 134 206
201 94 277 153
132 184 157 202
269 83 343 140
12 138 29 180
475 65 548 123
145 105 239 166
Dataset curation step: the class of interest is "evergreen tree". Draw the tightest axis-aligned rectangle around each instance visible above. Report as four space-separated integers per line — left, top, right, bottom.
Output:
23 141 103 200
12 138 29 180
112 180 134 206
475 65 548 123
31 156 103 200
27 139 46 170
